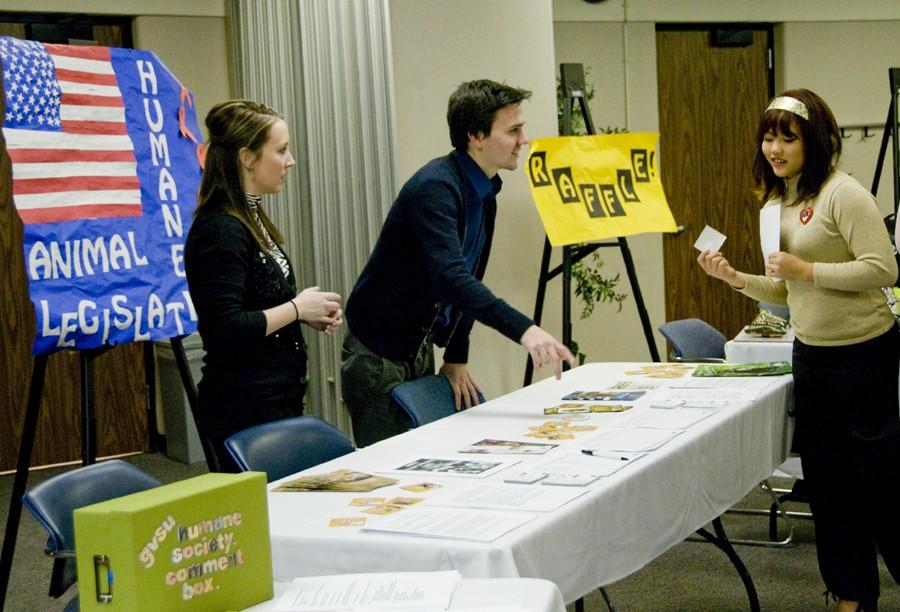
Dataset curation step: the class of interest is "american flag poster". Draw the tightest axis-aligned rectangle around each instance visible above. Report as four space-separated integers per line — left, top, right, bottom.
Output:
1 36 202 355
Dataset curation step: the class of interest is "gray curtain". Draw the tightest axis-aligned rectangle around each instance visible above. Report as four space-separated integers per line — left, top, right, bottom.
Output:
227 0 396 437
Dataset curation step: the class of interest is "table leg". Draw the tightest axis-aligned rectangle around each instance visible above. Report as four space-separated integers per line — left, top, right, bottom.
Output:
695 517 760 612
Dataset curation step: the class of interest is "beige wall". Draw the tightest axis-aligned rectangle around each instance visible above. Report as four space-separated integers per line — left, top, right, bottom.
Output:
553 0 900 22
554 0 900 365
389 0 562 398
132 16 232 139
778 21 900 217
0 0 223 16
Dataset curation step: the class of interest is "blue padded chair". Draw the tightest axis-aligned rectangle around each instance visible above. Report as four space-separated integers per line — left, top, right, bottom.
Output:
22 459 161 610
658 318 727 362
224 416 355 483
390 374 486 428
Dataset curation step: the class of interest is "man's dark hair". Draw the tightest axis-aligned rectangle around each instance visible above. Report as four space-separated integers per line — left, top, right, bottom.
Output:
447 79 532 151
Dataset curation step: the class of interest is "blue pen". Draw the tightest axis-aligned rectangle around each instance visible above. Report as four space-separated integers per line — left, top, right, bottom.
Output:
582 449 630 461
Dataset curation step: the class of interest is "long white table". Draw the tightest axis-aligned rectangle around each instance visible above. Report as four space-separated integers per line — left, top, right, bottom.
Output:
266 363 793 606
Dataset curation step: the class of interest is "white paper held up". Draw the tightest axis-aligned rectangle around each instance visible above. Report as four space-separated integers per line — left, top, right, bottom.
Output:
693 225 727 253
760 205 782 281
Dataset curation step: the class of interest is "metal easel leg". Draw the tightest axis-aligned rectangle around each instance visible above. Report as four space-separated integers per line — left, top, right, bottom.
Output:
0 354 48 612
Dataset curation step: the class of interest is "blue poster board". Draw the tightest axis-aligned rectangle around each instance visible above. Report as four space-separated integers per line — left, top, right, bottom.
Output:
1 37 202 355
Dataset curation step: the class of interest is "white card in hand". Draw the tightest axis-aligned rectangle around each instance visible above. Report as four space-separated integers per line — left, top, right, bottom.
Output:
693 225 727 253
760 205 782 281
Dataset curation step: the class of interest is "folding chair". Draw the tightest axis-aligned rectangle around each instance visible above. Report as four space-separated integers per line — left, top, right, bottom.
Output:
225 415 355 483
22 460 161 611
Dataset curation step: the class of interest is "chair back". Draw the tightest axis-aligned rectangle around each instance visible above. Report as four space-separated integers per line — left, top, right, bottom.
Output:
658 318 727 361
758 301 790 320
224 416 355 483
22 459 161 598
390 374 486 428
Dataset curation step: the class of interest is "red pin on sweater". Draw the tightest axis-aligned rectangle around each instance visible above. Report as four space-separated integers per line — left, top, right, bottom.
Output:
799 207 813 225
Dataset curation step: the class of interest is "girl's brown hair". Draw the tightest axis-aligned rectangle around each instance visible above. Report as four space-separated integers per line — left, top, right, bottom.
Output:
752 88 841 204
195 99 285 248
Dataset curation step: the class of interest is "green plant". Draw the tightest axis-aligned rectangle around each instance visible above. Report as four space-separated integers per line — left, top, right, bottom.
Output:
571 252 628 318
568 252 628 365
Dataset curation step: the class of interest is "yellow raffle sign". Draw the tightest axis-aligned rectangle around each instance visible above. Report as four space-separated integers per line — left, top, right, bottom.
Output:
526 133 676 246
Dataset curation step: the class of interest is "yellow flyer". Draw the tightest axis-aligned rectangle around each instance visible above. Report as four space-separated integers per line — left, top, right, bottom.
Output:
525 133 677 246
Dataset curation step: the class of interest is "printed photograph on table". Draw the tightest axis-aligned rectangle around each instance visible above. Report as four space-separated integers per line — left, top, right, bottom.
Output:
562 390 646 402
543 403 632 415
459 438 558 455
272 469 398 493
385 457 519 478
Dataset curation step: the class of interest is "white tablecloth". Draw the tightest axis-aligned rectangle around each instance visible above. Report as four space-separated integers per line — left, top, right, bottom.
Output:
725 329 793 363
266 363 793 604
243 577 566 612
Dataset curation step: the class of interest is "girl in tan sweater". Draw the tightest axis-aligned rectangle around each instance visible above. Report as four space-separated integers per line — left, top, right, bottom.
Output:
698 89 900 612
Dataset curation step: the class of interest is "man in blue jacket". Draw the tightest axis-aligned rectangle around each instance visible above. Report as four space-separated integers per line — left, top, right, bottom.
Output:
342 79 574 447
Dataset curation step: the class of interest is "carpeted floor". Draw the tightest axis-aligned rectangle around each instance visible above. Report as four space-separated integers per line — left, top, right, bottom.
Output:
1 452 898 611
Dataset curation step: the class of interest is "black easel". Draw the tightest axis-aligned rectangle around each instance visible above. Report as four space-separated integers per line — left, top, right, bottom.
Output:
169 334 219 472
0 339 206 611
0 345 108 612
870 67 900 215
524 63 660 387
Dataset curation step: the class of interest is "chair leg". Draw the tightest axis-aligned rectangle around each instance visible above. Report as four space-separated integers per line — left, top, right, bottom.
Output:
698 480 795 547
769 479 812 540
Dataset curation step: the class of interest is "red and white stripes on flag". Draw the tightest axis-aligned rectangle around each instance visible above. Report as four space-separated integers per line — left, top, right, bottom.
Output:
2 41 141 224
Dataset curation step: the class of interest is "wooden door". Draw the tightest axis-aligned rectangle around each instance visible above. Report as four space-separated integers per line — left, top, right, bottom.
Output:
0 19 147 472
657 27 773 339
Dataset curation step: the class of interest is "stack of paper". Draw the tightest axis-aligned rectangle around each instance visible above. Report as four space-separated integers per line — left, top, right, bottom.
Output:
271 571 461 611
429 482 589 512
361 507 534 543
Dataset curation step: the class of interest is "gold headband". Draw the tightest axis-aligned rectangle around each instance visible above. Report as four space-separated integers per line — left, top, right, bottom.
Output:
765 96 809 121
